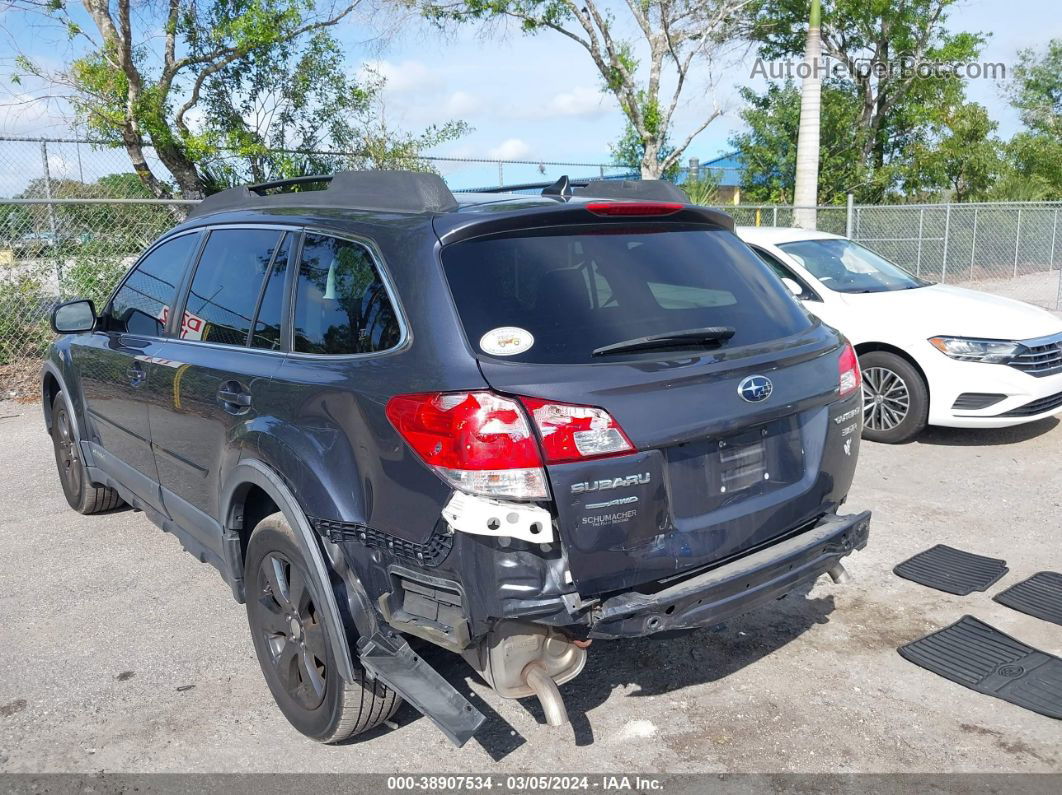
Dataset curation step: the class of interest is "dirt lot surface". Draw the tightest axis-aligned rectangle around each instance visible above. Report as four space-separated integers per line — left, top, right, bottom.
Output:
0 401 1059 774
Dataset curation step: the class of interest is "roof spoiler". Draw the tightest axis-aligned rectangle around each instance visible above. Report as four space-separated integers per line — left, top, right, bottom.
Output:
563 177 689 203
187 170 459 218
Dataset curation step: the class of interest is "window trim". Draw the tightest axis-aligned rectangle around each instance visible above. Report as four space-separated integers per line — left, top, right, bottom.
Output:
749 245 822 303
284 226 410 360
101 228 204 339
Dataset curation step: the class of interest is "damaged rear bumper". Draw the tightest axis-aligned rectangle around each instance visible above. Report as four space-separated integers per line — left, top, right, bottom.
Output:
588 510 871 639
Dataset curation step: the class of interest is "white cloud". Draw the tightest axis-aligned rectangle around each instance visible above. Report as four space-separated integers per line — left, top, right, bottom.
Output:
444 90 482 117
487 138 531 160
545 86 615 118
360 59 442 94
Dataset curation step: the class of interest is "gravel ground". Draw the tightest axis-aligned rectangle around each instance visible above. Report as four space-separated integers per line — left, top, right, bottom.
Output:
0 400 1059 774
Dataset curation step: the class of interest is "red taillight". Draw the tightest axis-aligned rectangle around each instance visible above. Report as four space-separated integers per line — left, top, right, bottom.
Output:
385 391 547 499
520 397 634 464
385 390 637 498
585 201 684 217
839 342 861 398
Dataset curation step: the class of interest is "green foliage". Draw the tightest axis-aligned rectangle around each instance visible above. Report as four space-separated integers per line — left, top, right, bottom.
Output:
25 0 470 197
743 0 988 201
993 39 1062 200
610 96 678 179
899 103 1001 202
729 80 872 203
682 172 720 206
0 265 52 365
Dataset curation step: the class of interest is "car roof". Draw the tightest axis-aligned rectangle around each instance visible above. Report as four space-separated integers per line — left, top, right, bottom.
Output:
736 226 845 245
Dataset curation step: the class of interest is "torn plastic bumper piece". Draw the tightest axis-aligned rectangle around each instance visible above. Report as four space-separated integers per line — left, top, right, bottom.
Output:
588 510 871 639
356 631 485 747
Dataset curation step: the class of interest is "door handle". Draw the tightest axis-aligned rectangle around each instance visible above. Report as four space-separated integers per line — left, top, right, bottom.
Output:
217 383 252 410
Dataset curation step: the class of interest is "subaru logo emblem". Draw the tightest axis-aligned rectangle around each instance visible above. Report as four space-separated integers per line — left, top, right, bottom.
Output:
738 375 773 403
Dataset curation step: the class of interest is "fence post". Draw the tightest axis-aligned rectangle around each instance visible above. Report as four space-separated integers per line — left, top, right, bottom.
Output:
940 203 952 283
772 206 778 227
497 162 504 188
1051 208 1060 310
1012 207 1022 277
969 206 979 277
40 139 62 284
844 193 854 238
915 208 925 277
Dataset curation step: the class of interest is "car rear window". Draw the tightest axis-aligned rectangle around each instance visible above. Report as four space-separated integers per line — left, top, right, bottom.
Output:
441 226 812 364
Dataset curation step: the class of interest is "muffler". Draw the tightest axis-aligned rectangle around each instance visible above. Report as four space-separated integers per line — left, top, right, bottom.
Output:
463 621 587 727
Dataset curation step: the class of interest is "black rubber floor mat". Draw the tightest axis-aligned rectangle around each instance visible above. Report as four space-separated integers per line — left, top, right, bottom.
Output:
899 615 1062 720
893 544 1008 595
994 572 1062 626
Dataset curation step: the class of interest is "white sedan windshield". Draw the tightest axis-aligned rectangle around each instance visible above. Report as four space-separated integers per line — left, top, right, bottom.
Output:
778 238 927 294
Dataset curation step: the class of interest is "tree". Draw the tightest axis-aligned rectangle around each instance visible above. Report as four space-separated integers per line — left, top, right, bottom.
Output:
750 0 984 172
900 102 1001 202
792 0 821 228
995 39 1062 200
729 80 868 204
11 1 469 198
422 0 756 179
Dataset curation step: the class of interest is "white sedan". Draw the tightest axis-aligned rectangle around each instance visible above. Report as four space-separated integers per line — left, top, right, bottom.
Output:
737 226 1062 443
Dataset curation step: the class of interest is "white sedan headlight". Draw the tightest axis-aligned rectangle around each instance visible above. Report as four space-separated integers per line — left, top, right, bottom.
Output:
928 336 1022 364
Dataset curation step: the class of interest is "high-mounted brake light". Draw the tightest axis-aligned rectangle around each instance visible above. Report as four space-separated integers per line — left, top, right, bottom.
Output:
839 341 861 398
585 201 684 217
385 391 548 500
385 391 638 498
520 397 634 464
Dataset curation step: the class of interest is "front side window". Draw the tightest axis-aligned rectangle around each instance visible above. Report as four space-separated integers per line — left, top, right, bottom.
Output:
108 233 200 335
778 238 926 294
292 233 401 355
182 228 286 345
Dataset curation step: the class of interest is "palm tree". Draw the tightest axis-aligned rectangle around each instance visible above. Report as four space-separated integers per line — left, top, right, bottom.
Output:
793 0 822 230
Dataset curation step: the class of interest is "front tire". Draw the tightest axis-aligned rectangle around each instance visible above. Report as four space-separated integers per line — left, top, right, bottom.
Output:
244 513 400 743
50 391 123 514
859 351 929 444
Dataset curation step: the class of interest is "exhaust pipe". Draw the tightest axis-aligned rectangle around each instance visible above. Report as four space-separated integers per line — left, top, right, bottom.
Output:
463 621 587 728
523 662 568 726
827 562 852 584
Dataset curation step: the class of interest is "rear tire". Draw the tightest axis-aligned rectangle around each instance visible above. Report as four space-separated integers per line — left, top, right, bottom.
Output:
859 351 929 444
50 391 123 514
244 513 400 743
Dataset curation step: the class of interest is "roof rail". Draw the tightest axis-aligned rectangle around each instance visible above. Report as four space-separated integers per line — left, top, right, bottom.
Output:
572 179 688 203
187 170 459 218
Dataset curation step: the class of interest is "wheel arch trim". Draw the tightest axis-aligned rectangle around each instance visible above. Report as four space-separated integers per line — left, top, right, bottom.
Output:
220 458 358 683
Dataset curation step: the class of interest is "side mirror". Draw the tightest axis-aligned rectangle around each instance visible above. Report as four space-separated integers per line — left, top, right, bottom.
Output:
51 299 97 334
781 277 805 298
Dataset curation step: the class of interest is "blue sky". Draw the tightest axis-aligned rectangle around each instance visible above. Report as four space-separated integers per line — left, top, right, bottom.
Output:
1 0 1060 190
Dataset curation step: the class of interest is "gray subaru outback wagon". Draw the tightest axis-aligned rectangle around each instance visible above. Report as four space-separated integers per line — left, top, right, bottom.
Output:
43 171 870 746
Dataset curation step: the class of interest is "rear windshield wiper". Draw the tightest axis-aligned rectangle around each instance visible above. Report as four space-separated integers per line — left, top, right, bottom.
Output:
592 326 736 357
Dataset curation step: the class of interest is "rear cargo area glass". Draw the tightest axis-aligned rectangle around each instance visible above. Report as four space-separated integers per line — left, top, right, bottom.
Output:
442 226 812 364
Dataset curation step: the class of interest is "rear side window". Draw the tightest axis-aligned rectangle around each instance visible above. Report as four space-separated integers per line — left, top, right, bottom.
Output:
108 233 200 336
182 228 285 345
292 233 401 355
441 226 812 364
249 233 292 350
